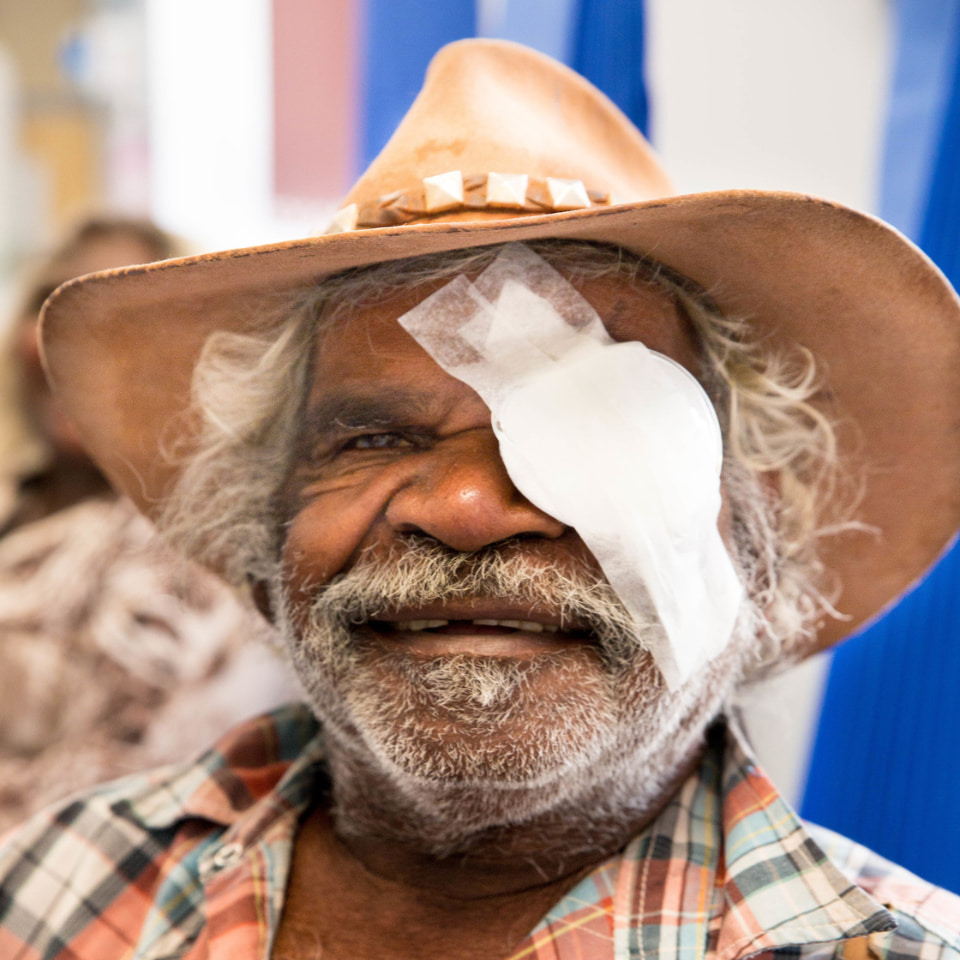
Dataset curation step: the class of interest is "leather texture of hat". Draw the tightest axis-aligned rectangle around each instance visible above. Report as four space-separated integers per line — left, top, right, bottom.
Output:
40 38 960 652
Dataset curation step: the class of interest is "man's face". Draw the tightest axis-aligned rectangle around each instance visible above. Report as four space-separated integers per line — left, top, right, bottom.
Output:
277 270 746 810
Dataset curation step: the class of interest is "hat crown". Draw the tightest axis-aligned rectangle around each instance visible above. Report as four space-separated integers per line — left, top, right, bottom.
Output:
343 39 673 218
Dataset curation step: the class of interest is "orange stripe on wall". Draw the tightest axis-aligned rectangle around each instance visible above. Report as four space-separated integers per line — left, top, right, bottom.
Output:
272 0 360 203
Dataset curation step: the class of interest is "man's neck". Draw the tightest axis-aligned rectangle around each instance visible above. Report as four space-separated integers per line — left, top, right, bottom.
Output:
319 727 706 900
274 734 706 960
276 804 596 960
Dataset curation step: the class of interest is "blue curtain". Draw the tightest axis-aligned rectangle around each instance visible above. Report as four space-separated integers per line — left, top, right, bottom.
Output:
801 0 960 895
879 0 960 239
360 0 475 170
477 0 650 137
569 0 649 137
360 0 650 175
919 18 960 272
479 0 578 63
802 544 960 892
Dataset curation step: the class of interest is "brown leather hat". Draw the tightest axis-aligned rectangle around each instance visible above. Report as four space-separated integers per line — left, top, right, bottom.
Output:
40 38 960 649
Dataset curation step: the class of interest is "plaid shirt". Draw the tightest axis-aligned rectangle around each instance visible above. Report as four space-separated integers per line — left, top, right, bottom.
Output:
0 703 958 960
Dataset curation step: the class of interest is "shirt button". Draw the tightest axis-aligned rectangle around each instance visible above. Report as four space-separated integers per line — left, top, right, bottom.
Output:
213 842 244 869
201 841 245 880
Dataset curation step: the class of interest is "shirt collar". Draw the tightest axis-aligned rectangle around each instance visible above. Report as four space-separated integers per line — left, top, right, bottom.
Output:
115 704 895 960
714 720 894 957
117 703 323 830
523 719 894 960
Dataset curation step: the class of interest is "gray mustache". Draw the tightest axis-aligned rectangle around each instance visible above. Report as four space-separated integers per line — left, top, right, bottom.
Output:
302 537 659 664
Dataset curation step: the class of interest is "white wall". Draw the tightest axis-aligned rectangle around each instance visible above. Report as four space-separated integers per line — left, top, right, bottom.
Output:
647 0 892 213
144 0 277 252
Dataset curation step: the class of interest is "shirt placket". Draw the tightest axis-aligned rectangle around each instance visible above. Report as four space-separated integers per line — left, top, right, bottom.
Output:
197 811 299 960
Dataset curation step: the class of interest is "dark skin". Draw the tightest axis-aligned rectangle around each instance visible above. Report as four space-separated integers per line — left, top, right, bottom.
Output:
276 808 597 960
270 274 721 959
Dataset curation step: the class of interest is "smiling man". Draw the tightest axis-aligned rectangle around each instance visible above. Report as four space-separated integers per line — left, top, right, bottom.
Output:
2 39 960 960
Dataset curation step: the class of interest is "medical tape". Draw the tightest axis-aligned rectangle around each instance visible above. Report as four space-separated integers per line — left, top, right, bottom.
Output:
398 243 743 688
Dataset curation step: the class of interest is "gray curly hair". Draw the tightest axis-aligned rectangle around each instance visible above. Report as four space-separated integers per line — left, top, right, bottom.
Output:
159 239 850 672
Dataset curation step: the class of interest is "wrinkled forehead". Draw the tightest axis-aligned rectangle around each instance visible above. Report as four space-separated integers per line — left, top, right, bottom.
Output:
309 264 702 390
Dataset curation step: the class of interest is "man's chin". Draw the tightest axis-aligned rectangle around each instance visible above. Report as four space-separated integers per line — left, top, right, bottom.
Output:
302 647 626 788
288 620 748 847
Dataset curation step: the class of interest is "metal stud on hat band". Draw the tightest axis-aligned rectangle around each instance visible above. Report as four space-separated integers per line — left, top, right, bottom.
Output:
546 177 592 211
326 170 612 233
327 203 359 233
486 172 529 209
423 171 465 212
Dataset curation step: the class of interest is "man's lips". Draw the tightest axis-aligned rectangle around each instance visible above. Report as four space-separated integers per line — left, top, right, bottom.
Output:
362 604 595 657
392 618 562 634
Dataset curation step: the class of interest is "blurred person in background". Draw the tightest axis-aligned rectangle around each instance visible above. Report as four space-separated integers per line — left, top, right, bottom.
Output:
0 216 175 528
0 215 296 832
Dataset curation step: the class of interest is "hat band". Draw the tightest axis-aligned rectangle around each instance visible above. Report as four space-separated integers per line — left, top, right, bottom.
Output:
327 170 613 233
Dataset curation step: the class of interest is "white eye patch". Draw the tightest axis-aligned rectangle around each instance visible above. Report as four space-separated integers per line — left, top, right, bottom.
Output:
398 244 743 688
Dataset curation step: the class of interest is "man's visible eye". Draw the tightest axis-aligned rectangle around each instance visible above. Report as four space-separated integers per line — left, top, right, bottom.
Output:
343 432 414 451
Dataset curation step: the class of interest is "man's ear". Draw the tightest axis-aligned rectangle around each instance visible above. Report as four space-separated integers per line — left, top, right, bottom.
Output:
248 576 276 625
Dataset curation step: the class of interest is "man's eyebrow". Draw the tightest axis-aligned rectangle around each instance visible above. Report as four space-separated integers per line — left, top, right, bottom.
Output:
298 390 437 442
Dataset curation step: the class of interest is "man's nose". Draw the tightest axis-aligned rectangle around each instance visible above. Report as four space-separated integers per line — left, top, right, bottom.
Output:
384 430 566 552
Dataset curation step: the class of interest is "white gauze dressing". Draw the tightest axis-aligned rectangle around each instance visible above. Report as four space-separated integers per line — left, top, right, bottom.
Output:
398 244 743 688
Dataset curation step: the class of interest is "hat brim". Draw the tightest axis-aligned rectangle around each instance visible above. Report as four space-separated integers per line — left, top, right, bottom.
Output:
40 189 960 650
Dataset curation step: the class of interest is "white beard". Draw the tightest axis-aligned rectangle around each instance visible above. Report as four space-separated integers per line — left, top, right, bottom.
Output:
276 539 754 855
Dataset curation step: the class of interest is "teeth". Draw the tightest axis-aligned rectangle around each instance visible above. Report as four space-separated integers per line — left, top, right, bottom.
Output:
475 619 541 630
393 618 561 633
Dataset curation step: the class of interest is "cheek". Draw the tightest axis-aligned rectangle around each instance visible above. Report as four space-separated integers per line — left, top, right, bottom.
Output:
279 470 404 610
281 499 369 609
282 507 341 596
281 502 365 635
